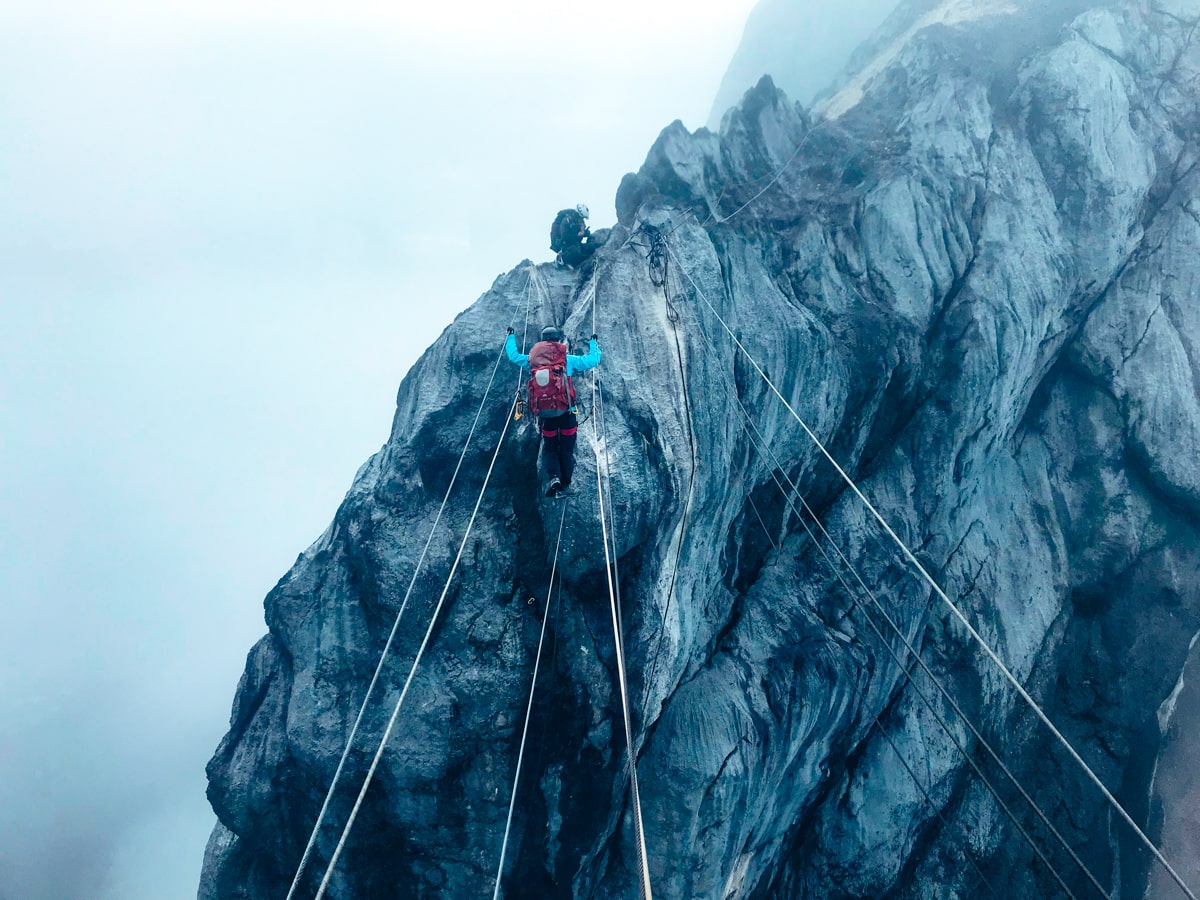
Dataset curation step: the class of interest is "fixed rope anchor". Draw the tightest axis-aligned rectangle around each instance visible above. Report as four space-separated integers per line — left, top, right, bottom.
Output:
640 223 669 287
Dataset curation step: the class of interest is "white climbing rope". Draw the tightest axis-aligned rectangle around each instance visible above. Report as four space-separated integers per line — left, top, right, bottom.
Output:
698 115 836 228
731 395 1102 899
870 719 1006 900
311 395 519 900
516 266 536 395
591 270 629 654
679 298 1099 896
491 499 570 900
667 237 1196 900
590 268 654 900
285 337 514 900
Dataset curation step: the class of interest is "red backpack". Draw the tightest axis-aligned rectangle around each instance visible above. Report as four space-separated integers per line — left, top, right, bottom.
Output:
527 340 575 417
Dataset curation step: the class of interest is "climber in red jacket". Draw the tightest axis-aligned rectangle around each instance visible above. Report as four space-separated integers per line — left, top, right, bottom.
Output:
505 326 602 496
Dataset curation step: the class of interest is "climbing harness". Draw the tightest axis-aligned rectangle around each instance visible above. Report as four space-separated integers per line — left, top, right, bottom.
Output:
492 499 570 900
662 235 1195 899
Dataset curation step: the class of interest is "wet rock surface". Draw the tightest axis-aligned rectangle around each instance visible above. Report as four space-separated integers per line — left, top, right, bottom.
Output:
203 1 1200 897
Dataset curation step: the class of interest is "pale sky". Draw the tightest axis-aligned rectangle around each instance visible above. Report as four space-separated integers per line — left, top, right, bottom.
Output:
0 2 763 898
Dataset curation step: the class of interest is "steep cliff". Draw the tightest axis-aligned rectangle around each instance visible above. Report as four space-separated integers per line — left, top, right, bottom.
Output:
202 1 1200 897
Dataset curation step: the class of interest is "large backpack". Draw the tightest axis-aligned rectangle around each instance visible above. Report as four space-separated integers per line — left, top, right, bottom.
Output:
527 340 575 417
549 208 583 253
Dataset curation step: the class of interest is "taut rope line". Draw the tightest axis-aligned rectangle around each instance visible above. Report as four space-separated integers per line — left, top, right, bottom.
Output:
667 238 1193 899
681 297 1098 895
491 499 571 900
589 265 654 899
313 397 519 899
285 340 512 900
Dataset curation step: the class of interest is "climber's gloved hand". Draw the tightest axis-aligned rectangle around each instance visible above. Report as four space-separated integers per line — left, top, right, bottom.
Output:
591 333 598 341
506 326 514 335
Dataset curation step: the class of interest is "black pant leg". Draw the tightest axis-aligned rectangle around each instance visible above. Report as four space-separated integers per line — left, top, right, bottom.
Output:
541 418 562 480
559 431 577 485
560 242 594 267
557 412 578 485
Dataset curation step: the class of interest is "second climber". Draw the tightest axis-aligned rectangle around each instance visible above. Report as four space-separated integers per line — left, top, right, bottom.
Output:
505 325 602 496
549 204 599 269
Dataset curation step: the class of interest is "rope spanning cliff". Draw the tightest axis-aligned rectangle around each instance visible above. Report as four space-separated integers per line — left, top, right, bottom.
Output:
666 237 1196 900
591 264 655 900
204 3 1200 896
668 267 1102 897
492 499 570 900
283 337 513 900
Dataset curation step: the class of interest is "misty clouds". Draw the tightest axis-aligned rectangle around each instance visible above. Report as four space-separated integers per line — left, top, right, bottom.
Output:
0 1 895 895
0 10 756 898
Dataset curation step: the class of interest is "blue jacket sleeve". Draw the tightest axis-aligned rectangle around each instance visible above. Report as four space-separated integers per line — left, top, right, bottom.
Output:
567 339 601 375
505 333 529 368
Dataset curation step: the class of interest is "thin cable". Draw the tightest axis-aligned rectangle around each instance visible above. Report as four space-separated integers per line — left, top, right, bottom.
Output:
589 263 599 336
518 264 535 384
285 343 511 900
510 267 537 423
594 361 627 658
589 260 653 897
492 499 571 900
590 268 625 646
590 268 626 646
592 368 654 899
638 253 699 720
858 629 1084 900
667 238 1194 900
730 394 1090 895
730 393 1105 898
870 718 1005 900
313 398 518 900
698 117 833 228
745 492 778 553
678 283 1103 896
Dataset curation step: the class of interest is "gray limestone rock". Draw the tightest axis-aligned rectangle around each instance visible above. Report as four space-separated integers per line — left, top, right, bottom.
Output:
202 1 1200 897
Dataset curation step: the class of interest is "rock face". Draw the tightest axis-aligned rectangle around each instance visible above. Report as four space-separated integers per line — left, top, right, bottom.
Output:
202 1 1200 897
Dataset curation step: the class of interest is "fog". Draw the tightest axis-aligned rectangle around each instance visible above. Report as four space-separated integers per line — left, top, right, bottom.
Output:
710 0 900 124
0 3 762 897
0 0 892 896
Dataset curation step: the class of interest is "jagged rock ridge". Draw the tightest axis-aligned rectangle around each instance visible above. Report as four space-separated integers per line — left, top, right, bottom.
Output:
202 1 1200 897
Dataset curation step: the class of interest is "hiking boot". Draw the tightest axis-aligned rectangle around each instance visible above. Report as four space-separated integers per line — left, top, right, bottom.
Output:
546 477 561 497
